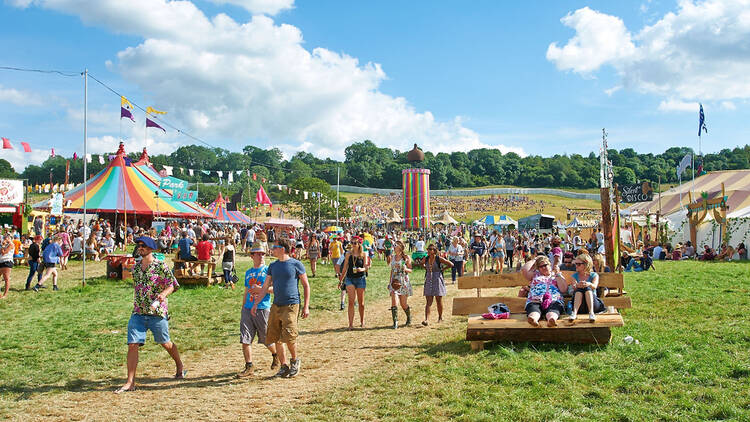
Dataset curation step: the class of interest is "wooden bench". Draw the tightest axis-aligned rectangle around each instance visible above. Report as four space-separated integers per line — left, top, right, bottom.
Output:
13 256 28 266
172 257 219 286
452 271 631 349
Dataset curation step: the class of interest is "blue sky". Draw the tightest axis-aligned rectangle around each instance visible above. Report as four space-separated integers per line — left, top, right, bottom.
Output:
0 0 747 171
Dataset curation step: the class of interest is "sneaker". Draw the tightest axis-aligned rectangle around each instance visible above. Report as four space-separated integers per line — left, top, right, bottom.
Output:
339 302 345 311
237 363 254 378
39 284 47 289
53 285 59 291
275 364 290 378
589 313 597 322
568 313 577 321
32 284 40 293
287 359 300 378
270 354 280 370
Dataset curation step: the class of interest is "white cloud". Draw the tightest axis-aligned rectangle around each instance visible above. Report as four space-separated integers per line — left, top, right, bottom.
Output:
546 7 636 74
207 0 293 15
548 0 750 101
604 85 622 96
657 99 698 112
0 85 44 106
0 145 47 172
14 0 522 160
721 101 736 110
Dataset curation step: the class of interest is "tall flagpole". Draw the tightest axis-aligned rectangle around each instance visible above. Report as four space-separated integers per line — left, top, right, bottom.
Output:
82 69 88 287
336 165 340 224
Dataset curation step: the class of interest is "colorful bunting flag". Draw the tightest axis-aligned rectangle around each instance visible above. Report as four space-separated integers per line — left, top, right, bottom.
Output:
146 118 166 132
252 173 257 181
146 106 167 115
99 155 105 164
2 137 12 149
21 142 31 152
51 148 55 157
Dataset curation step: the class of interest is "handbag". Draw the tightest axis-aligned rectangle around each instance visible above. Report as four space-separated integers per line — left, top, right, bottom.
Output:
231 268 239 283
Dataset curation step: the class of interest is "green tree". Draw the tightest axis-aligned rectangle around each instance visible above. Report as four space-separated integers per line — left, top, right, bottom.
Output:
284 177 348 228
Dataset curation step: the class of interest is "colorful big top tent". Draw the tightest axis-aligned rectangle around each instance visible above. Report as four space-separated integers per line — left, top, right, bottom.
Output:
49 143 212 218
206 192 254 224
625 169 750 248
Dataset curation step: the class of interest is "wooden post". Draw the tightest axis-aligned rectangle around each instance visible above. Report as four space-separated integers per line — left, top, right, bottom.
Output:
600 187 615 271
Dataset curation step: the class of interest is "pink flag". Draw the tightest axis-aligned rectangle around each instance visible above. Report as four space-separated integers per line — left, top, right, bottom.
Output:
256 185 273 206
2 138 12 149
51 148 55 157
21 142 31 152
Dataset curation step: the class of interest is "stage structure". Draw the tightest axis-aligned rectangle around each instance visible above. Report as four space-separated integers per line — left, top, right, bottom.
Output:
402 144 430 229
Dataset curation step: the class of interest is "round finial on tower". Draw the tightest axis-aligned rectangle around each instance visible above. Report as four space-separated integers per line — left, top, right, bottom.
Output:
407 143 424 162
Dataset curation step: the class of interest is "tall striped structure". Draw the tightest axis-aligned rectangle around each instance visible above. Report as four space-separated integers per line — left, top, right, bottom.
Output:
402 168 430 229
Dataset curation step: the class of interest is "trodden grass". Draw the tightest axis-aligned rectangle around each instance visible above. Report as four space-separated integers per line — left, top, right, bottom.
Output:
271 260 750 421
0 253 403 410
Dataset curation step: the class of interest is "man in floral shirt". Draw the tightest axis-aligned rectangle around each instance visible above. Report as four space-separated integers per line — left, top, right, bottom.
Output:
115 236 184 394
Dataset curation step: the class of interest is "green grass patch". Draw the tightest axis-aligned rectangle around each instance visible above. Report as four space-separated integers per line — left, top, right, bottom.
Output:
272 260 750 421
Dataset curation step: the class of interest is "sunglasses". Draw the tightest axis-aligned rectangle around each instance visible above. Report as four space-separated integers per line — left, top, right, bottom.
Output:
538 263 549 268
574 262 584 266
272 245 284 249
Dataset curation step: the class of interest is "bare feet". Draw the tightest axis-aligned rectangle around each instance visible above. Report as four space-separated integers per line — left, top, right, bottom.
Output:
527 316 539 327
114 384 135 394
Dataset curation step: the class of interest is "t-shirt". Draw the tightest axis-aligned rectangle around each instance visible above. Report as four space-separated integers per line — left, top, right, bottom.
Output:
28 243 40 261
267 258 306 306
178 238 193 259
196 241 213 260
505 236 515 250
329 240 341 258
415 240 425 252
13 239 22 256
470 240 485 256
244 265 270 310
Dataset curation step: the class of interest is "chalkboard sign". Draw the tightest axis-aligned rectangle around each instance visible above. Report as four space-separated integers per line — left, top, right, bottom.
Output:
619 182 654 203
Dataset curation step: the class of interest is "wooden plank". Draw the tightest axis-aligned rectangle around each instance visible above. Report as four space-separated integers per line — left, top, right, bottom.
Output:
467 326 612 344
458 271 624 290
467 313 623 329
452 295 631 315
470 341 484 351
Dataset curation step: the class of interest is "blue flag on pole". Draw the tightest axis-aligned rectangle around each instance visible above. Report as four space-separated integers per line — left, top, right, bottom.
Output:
698 103 707 137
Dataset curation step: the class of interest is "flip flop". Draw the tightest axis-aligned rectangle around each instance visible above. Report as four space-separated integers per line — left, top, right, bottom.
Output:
114 386 136 394
174 369 187 379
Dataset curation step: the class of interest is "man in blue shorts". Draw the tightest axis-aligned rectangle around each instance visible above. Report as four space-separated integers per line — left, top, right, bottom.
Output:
115 236 184 393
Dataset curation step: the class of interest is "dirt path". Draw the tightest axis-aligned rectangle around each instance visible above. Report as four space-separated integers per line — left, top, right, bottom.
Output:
9 281 467 421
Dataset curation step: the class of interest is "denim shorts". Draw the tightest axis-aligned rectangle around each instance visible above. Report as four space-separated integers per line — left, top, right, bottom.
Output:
344 275 366 289
127 313 171 345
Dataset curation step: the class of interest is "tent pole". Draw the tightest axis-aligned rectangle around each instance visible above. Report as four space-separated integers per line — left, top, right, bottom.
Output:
82 69 88 287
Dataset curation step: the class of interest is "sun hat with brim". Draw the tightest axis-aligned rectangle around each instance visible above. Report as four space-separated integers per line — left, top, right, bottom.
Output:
249 243 266 254
134 236 158 250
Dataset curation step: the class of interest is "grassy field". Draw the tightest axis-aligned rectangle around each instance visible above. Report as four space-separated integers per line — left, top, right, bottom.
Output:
2 256 749 420
272 260 750 421
0 252 396 408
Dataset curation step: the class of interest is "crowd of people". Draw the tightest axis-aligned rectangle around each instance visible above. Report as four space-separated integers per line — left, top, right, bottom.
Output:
347 193 548 222
2 212 747 392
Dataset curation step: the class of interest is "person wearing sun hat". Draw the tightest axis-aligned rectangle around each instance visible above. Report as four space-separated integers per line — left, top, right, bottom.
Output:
238 242 279 378
115 236 184 394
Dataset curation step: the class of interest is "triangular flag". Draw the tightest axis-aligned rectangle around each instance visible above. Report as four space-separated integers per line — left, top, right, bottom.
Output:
252 173 257 181
21 142 31 152
85 154 92 163
304 191 308 199
98 155 105 164
295 189 299 195
228 172 234 183
189 169 194 176
256 185 273 206
236 170 242 176
180 168 184 174
218 171 223 177
2 138 12 149
50 148 55 157
262 178 266 183
73 152 78 161
146 106 167 115
163 165 173 176
146 117 166 132
201 170 210 175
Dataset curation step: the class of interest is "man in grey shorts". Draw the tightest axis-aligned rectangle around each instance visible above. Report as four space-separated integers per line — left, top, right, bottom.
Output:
238 243 279 378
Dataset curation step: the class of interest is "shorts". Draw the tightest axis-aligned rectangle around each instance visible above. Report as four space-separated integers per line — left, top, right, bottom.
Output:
182 255 198 262
344 275 366 289
492 251 503 259
384 250 392 257
43 262 56 268
266 304 299 345
334 256 344 266
0 261 13 269
127 313 171 344
240 307 269 344
573 288 606 313
525 301 565 318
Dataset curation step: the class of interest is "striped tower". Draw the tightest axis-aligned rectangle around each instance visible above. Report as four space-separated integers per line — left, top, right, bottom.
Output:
402 168 430 229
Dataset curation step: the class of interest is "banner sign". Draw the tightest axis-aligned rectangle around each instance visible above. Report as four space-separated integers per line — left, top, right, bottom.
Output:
160 176 188 191
619 182 654 203
0 179 24 204
51 193 64 215
172 190 198 202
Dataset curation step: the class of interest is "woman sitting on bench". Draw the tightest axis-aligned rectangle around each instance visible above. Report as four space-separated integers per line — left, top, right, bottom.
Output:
520 256 568 327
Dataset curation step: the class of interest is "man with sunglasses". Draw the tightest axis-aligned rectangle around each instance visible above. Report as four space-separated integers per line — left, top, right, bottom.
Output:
251 239 310 378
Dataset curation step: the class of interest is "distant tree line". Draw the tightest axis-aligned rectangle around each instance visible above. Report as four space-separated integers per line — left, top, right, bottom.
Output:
8 141 750 193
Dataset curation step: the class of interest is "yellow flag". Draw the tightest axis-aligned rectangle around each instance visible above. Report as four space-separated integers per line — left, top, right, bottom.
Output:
146 106 167 115
121 96 133 109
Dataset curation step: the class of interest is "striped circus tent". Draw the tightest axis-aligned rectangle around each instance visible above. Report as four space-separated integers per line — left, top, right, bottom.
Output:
40 143 212 218
625 169 750 248
131 148 213 218
207 192 254 224
626 170 750 217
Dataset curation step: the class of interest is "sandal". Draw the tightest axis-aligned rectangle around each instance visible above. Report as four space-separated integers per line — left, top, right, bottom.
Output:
114 386 136 394
174 369 187 379
421 320 429 326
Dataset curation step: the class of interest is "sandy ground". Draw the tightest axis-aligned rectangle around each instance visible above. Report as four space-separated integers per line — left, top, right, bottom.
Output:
6 273 467 421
